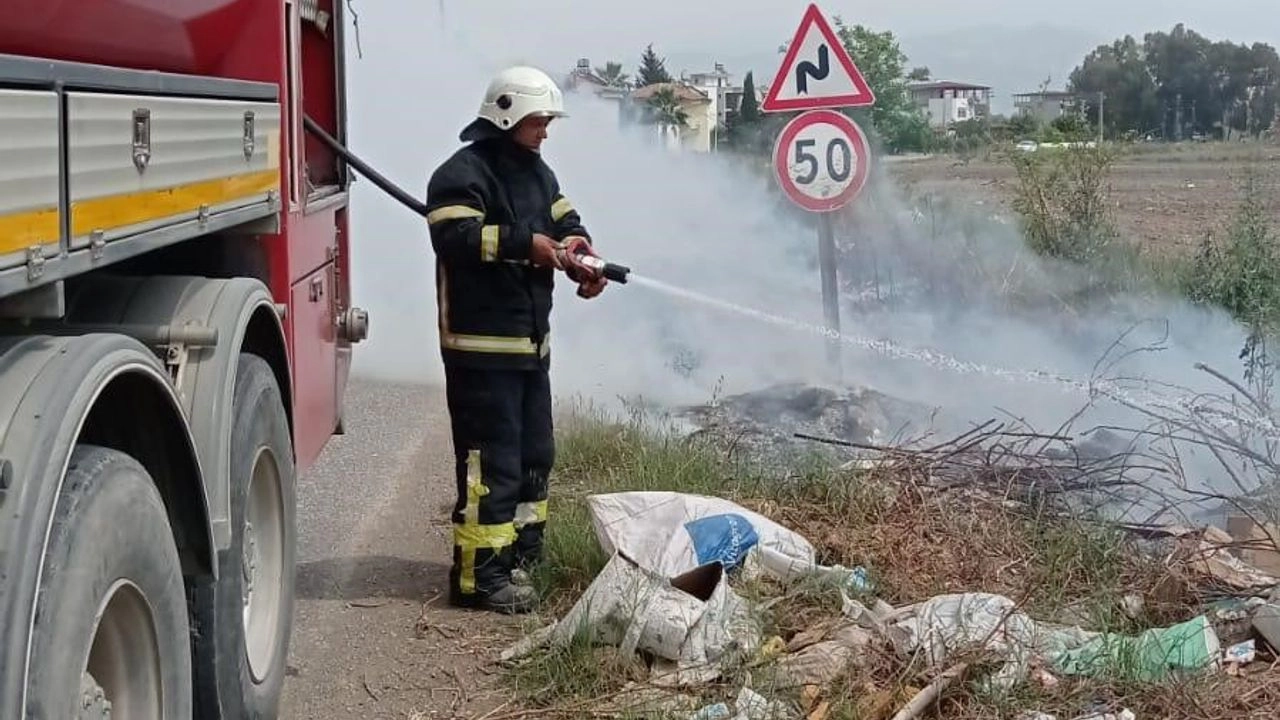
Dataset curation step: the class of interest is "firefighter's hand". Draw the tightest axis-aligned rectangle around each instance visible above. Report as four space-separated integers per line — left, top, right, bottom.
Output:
559 236 601 282
577 275 607 299
531 234 564 269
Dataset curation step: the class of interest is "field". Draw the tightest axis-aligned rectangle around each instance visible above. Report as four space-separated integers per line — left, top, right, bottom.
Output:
886 142 1280 259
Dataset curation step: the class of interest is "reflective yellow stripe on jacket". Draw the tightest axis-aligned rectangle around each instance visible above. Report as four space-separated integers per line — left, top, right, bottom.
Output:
427 204 503 262
550 196 574 222
436 265 550 358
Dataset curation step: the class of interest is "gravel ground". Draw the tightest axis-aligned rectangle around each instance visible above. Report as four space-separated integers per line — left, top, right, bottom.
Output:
278 378 518 720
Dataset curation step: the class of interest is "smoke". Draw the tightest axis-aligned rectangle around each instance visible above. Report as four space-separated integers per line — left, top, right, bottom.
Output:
343 6 1271 523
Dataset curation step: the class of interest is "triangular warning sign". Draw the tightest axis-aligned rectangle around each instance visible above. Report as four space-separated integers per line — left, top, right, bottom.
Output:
761 3 877 113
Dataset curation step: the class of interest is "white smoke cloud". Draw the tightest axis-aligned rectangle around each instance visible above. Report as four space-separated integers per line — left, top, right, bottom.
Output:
342 5 1270 524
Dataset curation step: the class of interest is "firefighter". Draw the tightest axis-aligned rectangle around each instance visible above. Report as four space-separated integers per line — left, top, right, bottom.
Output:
424 66 607 614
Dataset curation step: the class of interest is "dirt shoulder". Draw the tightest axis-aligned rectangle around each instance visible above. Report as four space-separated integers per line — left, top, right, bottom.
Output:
280 380 519 720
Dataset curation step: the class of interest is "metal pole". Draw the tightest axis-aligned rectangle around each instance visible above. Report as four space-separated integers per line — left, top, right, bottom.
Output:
1098 91 1105 144
817 212 842 381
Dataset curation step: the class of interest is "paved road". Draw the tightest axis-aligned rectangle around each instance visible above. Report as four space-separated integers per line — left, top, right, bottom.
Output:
278 379 516 720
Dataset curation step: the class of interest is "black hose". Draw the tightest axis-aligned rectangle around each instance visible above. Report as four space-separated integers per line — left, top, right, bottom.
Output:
302 115 429 217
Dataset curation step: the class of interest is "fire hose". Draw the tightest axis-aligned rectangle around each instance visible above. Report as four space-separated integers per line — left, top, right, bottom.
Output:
303 115 630 285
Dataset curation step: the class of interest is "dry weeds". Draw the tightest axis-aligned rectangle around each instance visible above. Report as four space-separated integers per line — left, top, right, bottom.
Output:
502 405 1280 720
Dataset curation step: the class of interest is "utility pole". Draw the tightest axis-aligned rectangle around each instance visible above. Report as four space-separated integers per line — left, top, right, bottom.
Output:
1175 92 1183 141
1097 91 1105 144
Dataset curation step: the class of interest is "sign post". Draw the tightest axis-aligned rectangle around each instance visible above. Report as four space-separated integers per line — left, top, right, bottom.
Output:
762 3 876 380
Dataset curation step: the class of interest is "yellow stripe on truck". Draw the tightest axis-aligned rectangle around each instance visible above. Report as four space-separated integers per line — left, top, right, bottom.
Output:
71 169 279 237
0 207 60 255
0 168 280 256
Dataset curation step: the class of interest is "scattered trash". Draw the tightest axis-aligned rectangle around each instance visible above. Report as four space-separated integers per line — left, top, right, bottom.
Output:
1225 638 1257 664
886 592 1222 688
503 550 761 686
689 687 791 720
734 687 790 719
510 489 1261 717
884 592 1092 690
1252 600 1280 651
1225 513 1280 576
1075 709 1136 720
689 702 732 720
773 622 877 687
1206 596 1265 645
1172 525 1280 590
1052 615 1221 682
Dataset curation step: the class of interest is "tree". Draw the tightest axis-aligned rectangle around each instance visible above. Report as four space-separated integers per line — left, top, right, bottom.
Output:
831 19 932 153
1144 24 1216 139
1070 25 1280 140
1051 113 1090 140
1008 112 1041 139
738 71 760 123
1069 36 1161 137
645 87 689 128
637 43 673 87
594 61 630 88
908 66 932 82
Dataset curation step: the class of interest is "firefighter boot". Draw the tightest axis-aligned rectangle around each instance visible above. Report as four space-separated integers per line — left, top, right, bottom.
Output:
448 544 540 614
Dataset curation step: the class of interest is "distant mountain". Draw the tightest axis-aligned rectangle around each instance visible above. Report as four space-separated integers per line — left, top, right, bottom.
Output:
655 24 1108 116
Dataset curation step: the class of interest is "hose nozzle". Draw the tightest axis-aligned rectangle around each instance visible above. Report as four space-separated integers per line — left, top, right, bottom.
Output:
575 250 630 284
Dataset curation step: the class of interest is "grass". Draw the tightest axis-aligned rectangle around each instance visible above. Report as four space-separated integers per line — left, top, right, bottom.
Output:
497 404 1269 720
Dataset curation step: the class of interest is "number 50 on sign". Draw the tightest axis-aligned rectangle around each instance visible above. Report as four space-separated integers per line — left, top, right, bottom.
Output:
773 109 871 213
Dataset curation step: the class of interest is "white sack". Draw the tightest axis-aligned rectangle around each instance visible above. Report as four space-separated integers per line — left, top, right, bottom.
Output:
585 491 819 580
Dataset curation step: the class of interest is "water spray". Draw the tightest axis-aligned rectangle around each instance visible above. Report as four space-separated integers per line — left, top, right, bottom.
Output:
585 254 1280 442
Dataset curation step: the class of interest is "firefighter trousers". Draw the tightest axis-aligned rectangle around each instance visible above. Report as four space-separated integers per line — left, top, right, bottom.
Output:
444 365 554 598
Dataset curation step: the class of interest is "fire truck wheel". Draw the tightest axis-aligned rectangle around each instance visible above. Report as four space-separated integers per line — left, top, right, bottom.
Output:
194 353 296 719
26 444 193 720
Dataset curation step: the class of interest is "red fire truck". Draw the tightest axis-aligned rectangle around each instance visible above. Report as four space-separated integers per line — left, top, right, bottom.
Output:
0 1 367 717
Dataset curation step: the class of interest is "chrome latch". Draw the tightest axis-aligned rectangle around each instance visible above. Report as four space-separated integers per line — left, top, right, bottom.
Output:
132 108 151 172
25 246 45 281
90 230 105 260
243 110 256 160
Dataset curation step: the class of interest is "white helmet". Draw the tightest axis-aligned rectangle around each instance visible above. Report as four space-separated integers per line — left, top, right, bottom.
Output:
476 66 568 130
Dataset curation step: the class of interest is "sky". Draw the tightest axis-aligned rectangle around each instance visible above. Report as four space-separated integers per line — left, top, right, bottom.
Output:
431 0 1277 68
420 1 1277 115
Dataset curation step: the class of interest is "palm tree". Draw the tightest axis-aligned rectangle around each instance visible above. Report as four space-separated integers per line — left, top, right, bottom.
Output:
594 61 630 88
647 87 689 128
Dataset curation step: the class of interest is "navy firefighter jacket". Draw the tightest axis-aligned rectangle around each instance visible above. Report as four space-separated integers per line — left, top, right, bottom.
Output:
424 118 592 370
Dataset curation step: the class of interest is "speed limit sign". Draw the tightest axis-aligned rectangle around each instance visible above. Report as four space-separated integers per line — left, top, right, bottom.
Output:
772 109 871 213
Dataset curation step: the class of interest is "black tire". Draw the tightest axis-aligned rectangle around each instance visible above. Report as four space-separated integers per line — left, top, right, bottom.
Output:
27 445 192 720
193 353 297 719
